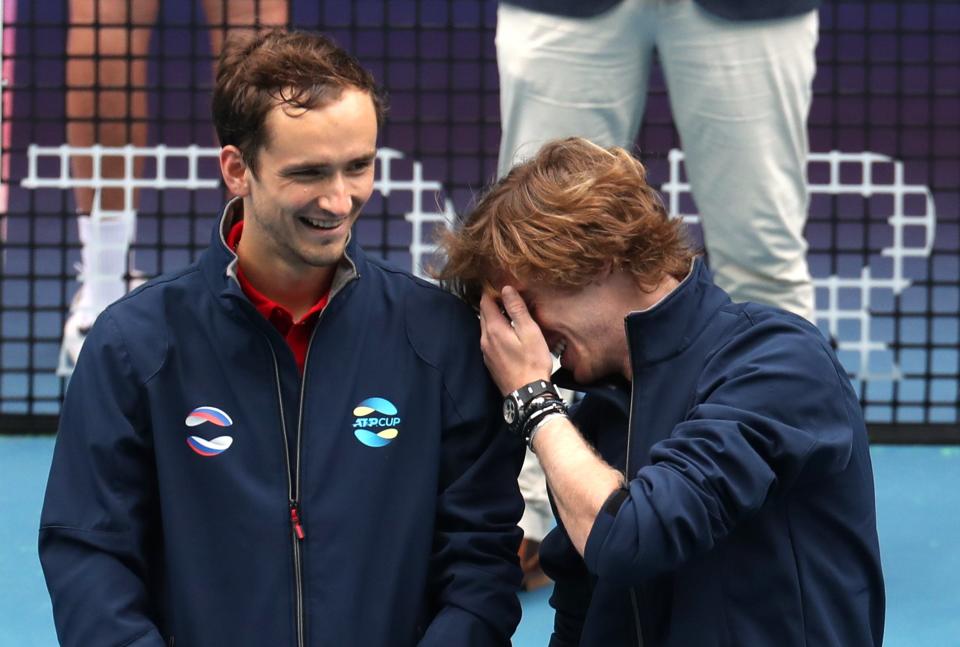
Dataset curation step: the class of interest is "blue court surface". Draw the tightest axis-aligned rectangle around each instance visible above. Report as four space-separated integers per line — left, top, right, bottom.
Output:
2 437 958 646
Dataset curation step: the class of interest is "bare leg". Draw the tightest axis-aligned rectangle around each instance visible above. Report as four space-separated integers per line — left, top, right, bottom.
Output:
0 2 19 217
65 0 287 232
202 0 289 58
66 0 159 213
59 0 289 373
60 0 159 373
203 0 288 206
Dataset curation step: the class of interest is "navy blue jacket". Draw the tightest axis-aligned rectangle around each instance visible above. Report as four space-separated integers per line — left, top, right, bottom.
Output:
39 200 524 647
542 259 885 646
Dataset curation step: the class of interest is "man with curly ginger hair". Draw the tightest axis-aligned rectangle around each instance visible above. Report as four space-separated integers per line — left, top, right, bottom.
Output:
40 29 524 647
438 137 885 646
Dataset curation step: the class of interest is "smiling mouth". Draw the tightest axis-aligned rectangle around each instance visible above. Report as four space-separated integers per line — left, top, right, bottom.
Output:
298 215 347 230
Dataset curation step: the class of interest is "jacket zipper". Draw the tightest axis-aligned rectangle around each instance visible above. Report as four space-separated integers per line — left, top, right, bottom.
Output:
623 320 644 647
225 211 359 645
262 266 359 647
265 344 306 647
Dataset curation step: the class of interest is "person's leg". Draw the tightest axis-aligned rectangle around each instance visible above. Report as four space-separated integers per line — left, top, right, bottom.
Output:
66 0 158 214
515 446 552 589
0 1 19 218
495 2 654 581
656 2 818 320
62 0 159 372
201 0 288 57
495 0 653 177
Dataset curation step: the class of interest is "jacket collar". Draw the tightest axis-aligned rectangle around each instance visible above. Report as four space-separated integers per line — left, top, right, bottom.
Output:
201 196 362 302
554 257 729 401
624 256 729 367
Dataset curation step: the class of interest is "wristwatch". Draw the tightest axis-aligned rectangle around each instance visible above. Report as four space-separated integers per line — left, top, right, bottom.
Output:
502 379 562 435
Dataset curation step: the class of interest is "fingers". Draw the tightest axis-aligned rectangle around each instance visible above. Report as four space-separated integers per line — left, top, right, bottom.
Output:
500 286 546 348
478 288 552 395
478 292 503 331
500 286 531 324
478 291 511 356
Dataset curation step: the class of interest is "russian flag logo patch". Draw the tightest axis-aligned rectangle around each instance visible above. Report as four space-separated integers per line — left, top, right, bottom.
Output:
185 406 234 457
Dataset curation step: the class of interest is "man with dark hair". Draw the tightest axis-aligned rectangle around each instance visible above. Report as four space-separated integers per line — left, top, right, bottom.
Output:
40 29 523 647
439 137 885 646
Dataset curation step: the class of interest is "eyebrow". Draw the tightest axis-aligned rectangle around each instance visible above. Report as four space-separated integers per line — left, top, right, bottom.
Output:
278 151 377 176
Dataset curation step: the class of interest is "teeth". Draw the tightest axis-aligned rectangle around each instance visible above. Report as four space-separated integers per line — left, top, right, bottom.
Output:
551 340 567 358
301 216 344 230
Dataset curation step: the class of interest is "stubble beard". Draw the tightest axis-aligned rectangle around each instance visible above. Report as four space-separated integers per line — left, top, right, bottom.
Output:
251 197 356 272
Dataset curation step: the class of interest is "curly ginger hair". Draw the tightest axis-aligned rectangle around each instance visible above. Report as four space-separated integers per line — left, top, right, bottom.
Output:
436 137 696 307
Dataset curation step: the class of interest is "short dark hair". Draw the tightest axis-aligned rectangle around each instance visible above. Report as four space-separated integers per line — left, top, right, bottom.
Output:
436 137 695 307
212 29 386 174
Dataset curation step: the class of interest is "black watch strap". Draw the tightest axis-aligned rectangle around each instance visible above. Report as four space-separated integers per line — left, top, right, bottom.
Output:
513 380 559 408
504 380 562 435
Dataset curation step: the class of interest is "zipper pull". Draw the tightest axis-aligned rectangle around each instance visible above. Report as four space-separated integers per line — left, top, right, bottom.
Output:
290 502 306 540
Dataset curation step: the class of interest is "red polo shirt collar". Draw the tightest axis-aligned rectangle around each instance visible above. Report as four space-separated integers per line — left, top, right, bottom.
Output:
227 219 329 374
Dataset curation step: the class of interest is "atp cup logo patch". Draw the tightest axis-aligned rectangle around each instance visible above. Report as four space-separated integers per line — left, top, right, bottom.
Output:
184 406 234 457
352 397 401 448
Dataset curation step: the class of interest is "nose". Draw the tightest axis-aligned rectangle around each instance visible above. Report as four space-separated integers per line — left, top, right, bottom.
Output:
318 173 353 217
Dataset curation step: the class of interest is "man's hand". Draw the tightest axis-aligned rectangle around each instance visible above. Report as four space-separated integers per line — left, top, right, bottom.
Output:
478 287 554 396
480 286 623 558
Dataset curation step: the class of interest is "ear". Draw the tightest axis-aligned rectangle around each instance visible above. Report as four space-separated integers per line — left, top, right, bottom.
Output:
220 145 250 197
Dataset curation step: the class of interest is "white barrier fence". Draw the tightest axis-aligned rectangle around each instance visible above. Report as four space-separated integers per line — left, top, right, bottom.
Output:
21 144 938 382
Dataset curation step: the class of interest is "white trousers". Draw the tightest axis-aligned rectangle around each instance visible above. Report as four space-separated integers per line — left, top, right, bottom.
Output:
497 0 819 538
517 447 555 542
497 0 818 320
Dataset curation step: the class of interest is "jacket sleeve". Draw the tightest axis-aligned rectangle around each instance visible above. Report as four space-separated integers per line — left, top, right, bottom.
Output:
419 379 525 646
415 312 525 646
39 311 165 647
540 521 591 647
582 320 863 586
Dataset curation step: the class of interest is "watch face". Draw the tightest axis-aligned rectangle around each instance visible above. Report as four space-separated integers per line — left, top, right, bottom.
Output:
503 397 518 425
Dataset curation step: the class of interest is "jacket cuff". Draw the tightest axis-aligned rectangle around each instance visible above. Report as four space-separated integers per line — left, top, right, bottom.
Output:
582 477 675 585
583 493 620 573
